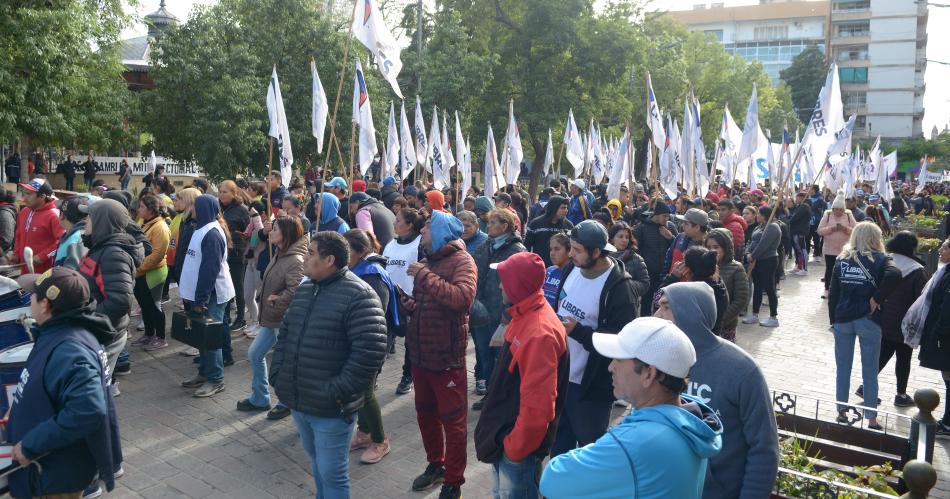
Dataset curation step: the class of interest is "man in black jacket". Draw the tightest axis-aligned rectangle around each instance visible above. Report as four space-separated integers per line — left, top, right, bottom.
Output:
633 200 676 316
551 220 638 456
788 192 812 276
57 154 77 191
81 153 98 188
524 195 573 267
271 231 387 498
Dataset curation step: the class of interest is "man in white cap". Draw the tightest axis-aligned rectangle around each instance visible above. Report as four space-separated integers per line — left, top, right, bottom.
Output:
566 179 593 225
540 317 723 499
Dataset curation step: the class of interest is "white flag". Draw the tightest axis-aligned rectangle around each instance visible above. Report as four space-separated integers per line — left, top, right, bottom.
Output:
484 124 502 198
454 112 468 194
691 93 708 196
385 101 400 178
428 107 445 189
606 128 630 201
442 114 455 170
802 63 844 167
591 125 605 184
680 98 693 190
720 103 742 154
148 150 157 174
463 136 473 197
544 129 554 176
884 151 898 177
352 58 377 176
311 59 329 154
564 109 585 171
414 99 428 172
266 66 293 187
399 101 415 178
646 72 666 148
916 157 932 194
503 100 523 186
659 114 680 199
352 0 403 98
737 83 767 187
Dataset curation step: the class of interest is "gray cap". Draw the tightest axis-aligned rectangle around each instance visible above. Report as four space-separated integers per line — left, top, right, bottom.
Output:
676 208 709 227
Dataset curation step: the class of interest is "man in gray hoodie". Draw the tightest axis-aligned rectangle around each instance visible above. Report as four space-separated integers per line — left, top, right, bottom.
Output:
656 281 779 499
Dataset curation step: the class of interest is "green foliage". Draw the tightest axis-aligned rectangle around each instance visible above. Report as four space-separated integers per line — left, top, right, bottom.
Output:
896 134 950 165
780 43 827 124
0 0 134 150
142 0 398 181
776 436 899 498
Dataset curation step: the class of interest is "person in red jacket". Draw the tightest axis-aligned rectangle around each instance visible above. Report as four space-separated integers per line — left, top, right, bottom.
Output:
474 251 568 498
14 179 64 274
715 199 747 255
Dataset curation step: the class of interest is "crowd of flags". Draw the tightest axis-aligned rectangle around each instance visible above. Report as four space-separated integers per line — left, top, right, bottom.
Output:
263 1 932 198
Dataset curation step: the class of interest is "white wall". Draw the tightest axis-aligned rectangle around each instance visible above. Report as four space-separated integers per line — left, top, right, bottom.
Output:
869 17 918 42
869 115 914 138
870 0 918 18
868 40 916 65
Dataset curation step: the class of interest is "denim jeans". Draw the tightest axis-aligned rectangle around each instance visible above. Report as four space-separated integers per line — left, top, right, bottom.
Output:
292 410 356 499
833 317 882 418
248 326 277 407
492 453 542 499
472 322 499 382
198 297 227 384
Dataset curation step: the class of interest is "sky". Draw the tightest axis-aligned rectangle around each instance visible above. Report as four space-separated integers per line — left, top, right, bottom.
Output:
127 0 950 135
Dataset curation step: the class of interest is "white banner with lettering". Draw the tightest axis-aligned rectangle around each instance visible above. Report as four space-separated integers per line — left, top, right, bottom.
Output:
90 155 202 177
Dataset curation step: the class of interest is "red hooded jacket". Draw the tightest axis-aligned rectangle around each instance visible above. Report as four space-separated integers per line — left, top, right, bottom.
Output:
721 211 747 254
15 200 64 273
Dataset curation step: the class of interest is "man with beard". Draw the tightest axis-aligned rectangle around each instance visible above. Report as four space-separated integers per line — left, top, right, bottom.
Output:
524 195 573 267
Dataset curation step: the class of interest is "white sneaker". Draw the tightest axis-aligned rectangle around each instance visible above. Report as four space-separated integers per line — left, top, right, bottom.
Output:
110 382 121 397
793 269 808 276
742 314 759 325
760 317 780 327
179 347 200 357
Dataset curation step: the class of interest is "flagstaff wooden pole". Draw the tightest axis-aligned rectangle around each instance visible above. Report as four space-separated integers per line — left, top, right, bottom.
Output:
555 142 565 180
323 4 358 177
266 138 274 260
349 121 357 185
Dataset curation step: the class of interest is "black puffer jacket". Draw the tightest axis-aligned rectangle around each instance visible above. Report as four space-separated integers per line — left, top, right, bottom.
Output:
79 233 144 333
173 215 199 283
523 196 573 267
271 267 387 418
616 249 650 309
471 234 526 327
221 202 250 261
634 219 676 277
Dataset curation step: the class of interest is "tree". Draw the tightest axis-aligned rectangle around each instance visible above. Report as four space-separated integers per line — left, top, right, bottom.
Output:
0 0 134 153
780 43 826 124
142 0 400 181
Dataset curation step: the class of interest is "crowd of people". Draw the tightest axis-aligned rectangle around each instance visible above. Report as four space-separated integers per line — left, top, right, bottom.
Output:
6 162 950 499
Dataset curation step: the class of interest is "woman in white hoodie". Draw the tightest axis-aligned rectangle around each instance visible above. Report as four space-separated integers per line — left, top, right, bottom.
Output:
817 190 856 299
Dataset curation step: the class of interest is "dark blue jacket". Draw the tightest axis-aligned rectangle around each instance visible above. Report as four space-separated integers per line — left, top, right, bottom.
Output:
828 252 900 325
8 307 120 497
809 194 827 226
193 195 228 307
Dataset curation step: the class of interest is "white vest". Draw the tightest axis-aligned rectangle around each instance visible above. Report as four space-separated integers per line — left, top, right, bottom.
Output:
179 222 235 304
382 235 420 294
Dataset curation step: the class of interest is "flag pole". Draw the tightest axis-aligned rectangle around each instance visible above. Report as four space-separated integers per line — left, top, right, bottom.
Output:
349 120 357 185
324 3 359 177
266 138 274 260
554 142 565 180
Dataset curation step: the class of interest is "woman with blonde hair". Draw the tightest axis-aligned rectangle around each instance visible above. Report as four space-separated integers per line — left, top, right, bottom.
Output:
218 180 251 335
817 190 857 298
828 221 901 430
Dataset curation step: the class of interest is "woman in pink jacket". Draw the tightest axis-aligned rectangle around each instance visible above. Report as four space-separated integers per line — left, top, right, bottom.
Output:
817 191 857 299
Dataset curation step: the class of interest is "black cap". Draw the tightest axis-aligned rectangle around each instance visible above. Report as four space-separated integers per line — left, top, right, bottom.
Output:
493 192 512 204
57 196 89 223
18 267 91 314
570 220 612 252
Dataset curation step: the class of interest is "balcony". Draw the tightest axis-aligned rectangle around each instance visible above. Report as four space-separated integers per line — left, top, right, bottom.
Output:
831 9 871 22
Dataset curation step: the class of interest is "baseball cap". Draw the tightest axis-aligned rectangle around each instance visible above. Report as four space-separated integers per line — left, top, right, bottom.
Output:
382 176 397 187
570 179 586 190
352 179 367 192
17 267 92 314
652 201 671 216
676 208 709 227
56 196 89 223
570 220 615 252
19 178 54 196
592 317 696 379
493 192 512 204
327 177 348 190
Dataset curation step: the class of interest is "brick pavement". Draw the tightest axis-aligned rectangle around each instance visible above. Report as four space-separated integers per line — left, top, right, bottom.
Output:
105 263 949 498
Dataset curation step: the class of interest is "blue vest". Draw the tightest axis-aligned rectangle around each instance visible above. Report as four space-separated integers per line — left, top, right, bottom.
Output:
8 328 120 497
352 260 400 327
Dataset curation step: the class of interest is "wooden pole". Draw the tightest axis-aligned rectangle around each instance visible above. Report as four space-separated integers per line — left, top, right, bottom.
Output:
323 3 358 177
554 142 565 180
349 121 357 185
266 138 274 260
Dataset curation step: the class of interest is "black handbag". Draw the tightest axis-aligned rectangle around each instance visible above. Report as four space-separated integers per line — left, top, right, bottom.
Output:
171 311 227 351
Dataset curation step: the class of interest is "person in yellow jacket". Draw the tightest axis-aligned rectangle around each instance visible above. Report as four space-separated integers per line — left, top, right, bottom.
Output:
130 193 171 350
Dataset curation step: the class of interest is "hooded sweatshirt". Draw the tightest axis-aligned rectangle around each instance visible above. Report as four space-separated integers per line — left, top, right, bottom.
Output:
78 199 145 333
426 190 447 212
524 195 574 267
15 199 64 273
426 210 464 254
662 282 779 499
474 196 495 232
540 396 722 499
179 195 235 306
317 192 350 234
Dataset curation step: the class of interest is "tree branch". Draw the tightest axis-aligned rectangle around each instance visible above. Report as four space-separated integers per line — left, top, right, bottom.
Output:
493 0 521 32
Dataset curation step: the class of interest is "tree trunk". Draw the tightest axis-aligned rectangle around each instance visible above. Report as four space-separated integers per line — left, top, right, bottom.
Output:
527 140 544 203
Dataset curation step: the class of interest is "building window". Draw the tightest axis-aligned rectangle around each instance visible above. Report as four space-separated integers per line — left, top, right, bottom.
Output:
836 22 870 38
843 91 867 107
839 67 868 83
754 26 788 40
854 115 867 130
704 29 724 41
833 1 870 13
836 46 868 61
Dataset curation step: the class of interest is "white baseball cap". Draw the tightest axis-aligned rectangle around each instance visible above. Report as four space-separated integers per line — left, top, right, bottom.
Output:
592 317 696 379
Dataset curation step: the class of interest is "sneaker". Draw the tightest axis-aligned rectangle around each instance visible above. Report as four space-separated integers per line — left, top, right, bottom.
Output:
236 399 270 412
360 437 391 464
179 347 200 356
793 269 808 276
936 421 950 440
438 484 462 499
742 314 759 325
472 395 486 411
267 405 291 420
114 466 125 479
759 317 780 327
130 335 152 347
894 393 915 407
193 382 224 398
854 385 881 404
224 355 235 367
396 375 413 395
144 338 168 351
475 379 487 396
110 383 121 398
412 463 446 491
82 483 103 499
181 375 206 389
230 319 247 332
350 431 372 452
822 289 828 299
243 326 259 339
113 363 131 376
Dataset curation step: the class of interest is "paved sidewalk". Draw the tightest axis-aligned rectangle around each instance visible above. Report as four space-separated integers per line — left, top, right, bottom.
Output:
106 264 949 498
